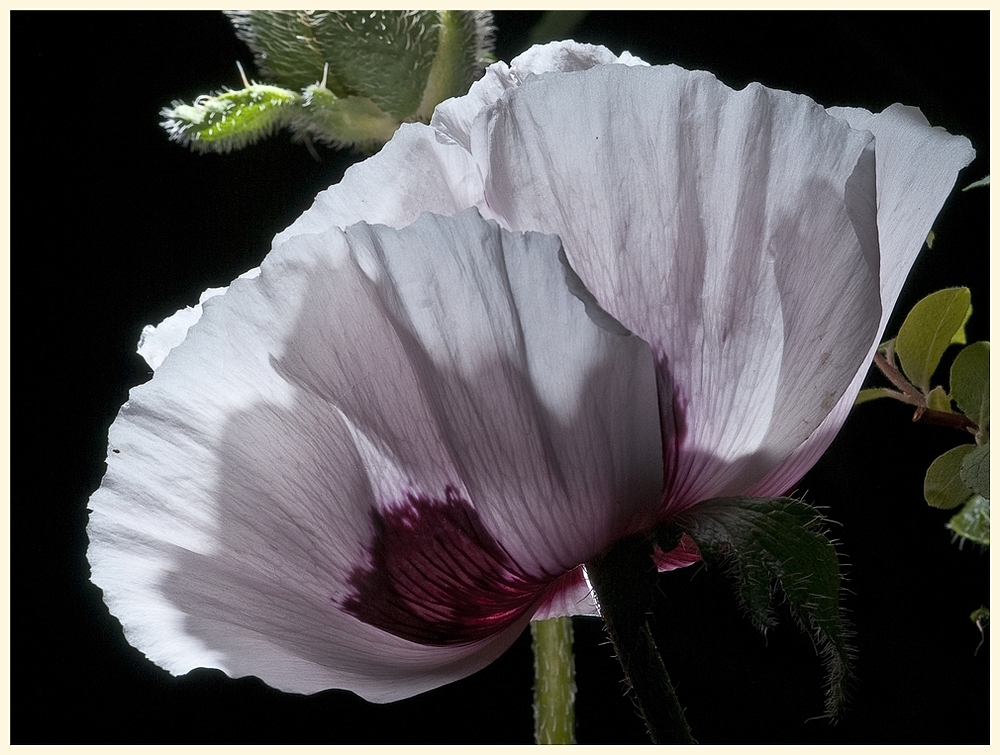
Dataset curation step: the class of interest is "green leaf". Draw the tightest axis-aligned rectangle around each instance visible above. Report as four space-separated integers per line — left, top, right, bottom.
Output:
160 85 302 153
895 287 971 392
963 174 990 191
950 341 990 438
970 607 990 626
961 442 990 499
950 305 973 346
924 445 975 509
926 386 952 413
925 230 935 249
947 494 990 546
854 387 902 405
676 497 852 717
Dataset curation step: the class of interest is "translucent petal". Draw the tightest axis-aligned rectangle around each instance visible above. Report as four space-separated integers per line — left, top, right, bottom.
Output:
88 209 661 700
471 64 885 512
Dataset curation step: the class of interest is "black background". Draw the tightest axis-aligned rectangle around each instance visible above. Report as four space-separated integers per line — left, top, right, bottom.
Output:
14 11 989 744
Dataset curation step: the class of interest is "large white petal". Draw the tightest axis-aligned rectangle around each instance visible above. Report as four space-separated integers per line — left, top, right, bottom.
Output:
264 41 973 520
748 103 975 495
137 271 260 370
271 40 647 246
470 63 885 513
88 209 661 700
432 40 647 153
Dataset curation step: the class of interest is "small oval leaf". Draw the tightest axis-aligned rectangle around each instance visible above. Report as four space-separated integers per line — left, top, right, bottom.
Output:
926 386 953 413
895 287 971 392
951 341 990 434
924 445 975 509
961 442 990 499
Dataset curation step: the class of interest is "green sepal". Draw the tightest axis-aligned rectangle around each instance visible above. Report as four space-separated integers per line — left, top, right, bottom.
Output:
227 10 436 116
676 497 853 717
226 11 493 120
301 85 400 148
924 445 976 509
961 442 990 499
948 494 990 546
160 85 301 153
950 341 990 441
854 387 902 405
895 287 971 393
415 11 496 121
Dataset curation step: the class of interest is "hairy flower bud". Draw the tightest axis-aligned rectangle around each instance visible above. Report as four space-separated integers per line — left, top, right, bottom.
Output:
161 10 495 153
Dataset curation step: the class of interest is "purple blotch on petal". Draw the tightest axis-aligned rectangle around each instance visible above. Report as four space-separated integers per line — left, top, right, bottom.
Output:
342 486 550 646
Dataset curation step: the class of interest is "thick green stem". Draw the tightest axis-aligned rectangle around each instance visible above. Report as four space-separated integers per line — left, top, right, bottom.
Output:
586 535 695 744
531 617 577 744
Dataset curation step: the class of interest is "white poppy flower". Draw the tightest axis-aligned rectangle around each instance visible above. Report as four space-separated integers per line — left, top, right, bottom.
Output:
280 38 974 518
88 40 974 703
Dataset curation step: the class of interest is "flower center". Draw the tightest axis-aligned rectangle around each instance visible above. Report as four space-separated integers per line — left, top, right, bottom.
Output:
342 486 549 645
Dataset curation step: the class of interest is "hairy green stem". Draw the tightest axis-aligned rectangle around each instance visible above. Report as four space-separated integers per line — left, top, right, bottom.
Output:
531 617 577 744
586 535 695 744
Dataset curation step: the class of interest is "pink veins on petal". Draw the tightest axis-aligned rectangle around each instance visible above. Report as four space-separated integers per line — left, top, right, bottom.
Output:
342 486 550 645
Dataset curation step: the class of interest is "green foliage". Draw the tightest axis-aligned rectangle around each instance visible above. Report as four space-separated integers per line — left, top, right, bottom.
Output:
676 497 852 718
961 442 990 499
951 341 990 442
926 386 952 413
924 445 976 509
970 607 990 626
950 304 973 346
855 168 988 629
948 494 990 546
854 387 901 405
895 287 971 392
162 11 495 153
963 174 990 191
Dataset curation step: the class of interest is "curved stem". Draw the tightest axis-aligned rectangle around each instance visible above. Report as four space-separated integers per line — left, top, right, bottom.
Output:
586 535 695 744
873 351 925 404
531 617 577 744
873 351 979 433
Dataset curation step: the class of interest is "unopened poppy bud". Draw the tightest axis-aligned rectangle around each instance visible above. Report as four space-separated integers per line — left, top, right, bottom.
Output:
161 10 495 153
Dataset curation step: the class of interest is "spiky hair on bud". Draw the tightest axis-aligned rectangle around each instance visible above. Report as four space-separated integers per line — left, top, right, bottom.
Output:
160 84 301 154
